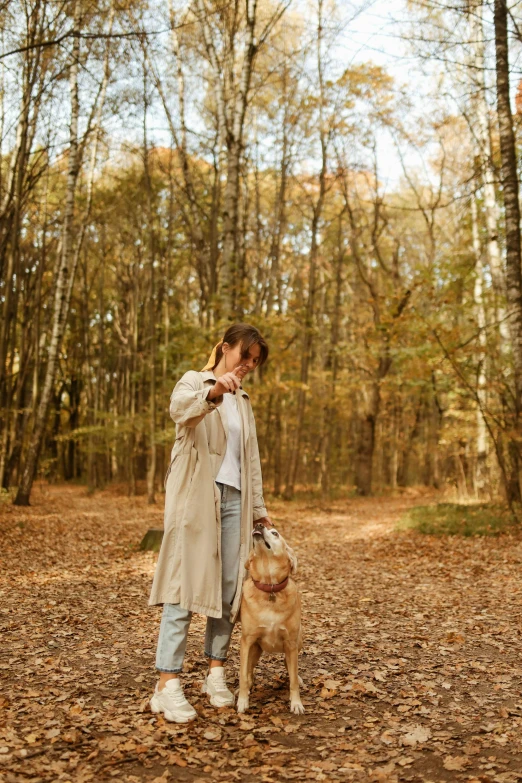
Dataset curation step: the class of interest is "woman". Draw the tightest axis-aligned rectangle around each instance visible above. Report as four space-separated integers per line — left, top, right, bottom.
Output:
149 323 271 723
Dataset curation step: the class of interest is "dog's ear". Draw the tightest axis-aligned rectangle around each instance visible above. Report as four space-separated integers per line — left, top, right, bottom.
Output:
245 551 254 572
286 544 298 575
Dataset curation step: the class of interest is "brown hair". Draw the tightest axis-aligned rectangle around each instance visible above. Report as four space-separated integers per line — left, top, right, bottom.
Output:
213 323 268 370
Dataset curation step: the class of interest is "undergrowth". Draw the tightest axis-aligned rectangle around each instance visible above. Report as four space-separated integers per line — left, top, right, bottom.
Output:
398 503 517 536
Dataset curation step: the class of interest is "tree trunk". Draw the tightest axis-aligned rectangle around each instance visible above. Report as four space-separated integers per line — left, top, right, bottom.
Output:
14 1 82 505
493 0 522 500
469 1 509 345
320 215 344 495
471 196 489 496
284 0 327 499
143 65 157 505
354 384 380 495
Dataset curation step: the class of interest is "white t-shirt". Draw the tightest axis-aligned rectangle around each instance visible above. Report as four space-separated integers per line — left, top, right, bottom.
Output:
215 392 241 491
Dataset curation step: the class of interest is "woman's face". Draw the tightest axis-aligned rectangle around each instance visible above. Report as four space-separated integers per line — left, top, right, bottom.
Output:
223 341 262 379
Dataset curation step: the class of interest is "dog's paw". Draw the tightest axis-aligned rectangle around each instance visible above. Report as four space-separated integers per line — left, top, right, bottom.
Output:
290 700 305 715
237 695 249 714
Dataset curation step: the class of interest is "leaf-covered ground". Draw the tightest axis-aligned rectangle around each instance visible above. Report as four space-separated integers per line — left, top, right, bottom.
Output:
1 484 522 783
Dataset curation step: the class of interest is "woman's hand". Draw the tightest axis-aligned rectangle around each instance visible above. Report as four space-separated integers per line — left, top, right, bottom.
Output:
255 516 273 529
209 366 244 399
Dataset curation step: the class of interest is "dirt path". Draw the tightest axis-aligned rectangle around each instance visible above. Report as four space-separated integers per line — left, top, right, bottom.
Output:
1 484 522 783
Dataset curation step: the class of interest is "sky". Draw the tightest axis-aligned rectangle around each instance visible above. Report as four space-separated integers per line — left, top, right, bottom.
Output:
99 0 455 189
334 0 431 186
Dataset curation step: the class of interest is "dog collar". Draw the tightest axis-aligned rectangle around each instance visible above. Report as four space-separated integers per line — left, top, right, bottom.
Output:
252 576 289 601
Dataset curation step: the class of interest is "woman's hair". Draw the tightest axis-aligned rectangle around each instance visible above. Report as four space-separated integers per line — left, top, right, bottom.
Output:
213 323 268 370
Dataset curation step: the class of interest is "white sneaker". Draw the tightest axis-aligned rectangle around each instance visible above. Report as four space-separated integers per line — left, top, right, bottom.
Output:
202 667 235 708
150 679 197 723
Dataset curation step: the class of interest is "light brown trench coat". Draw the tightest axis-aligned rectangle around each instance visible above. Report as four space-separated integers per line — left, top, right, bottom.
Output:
148 370 268 623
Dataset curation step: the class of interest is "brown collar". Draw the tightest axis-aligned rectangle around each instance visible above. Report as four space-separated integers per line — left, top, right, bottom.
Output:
252 576 289 594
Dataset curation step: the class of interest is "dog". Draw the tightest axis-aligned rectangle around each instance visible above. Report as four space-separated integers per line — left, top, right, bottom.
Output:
237 523 304 715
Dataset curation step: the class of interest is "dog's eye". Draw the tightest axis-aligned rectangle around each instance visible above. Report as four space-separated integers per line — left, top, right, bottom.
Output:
271 531 279 537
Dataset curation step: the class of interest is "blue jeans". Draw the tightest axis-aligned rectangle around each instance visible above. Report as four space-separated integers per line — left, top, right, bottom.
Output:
155 482 241 673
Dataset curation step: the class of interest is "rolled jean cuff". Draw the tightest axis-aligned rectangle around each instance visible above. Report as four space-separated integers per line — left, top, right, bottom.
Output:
204 651 227 662
156 666 183 673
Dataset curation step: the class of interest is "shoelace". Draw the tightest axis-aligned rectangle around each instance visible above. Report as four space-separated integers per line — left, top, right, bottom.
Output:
211 673 229 693
165 686 190 706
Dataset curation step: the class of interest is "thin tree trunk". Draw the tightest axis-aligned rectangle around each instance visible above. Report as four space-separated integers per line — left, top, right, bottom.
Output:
469 0 509 346
471 196 489 496
493 0 522 500
266 68 289 315
143 63 157 505
284 0 327 500
14 1 82 505
320 214 344 495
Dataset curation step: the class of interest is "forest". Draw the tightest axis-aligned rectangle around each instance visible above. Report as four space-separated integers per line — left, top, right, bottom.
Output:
1 0 522 507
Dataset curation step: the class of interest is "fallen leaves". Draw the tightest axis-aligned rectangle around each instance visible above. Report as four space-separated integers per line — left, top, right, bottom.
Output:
443 754 470 771
203 728 222 740
2 485 522 782
401 724 431 746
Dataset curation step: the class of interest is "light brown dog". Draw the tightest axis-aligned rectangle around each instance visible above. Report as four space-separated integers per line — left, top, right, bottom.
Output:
237 523 304 714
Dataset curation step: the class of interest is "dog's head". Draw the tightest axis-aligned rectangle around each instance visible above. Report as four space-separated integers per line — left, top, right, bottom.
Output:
246 523 298 582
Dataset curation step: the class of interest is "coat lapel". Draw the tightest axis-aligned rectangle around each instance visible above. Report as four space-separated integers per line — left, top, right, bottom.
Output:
200 370 228 439
217 398 229 439
237 390 250 448
199 370 250 445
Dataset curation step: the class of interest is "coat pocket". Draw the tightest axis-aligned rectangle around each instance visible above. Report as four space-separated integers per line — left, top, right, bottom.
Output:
164 455 178 489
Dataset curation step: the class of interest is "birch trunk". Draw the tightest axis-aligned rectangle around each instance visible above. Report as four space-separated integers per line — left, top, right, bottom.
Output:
0 3 47 484
143 65 157 505
469 0 509 346
220 0 258 316
284 0 327 499
320 216 344 495
195 0 259 316
14 2 82 505
266 65 289 315
493 0 522 499
471 196 489 496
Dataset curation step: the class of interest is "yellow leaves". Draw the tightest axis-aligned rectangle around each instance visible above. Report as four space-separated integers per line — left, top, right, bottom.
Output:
401 725 431 747
151 771 171 783
118 739 136 752
98 735 122 752
341 679 381 698
320 677 341 699
342 760 365 771
5 485 522 783
203 728 221 741
445 630 465 644
370 760 398 782
238 719 255 732
443 755 470 771
312 760 338 772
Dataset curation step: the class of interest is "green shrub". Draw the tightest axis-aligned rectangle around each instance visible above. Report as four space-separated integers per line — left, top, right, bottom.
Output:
398 503 516 537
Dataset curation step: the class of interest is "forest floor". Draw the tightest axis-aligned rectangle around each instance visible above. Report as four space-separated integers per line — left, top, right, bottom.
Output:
1 483 522 783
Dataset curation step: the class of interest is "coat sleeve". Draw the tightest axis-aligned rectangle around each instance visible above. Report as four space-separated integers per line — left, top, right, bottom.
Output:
249 403 268 521
169 371 223 428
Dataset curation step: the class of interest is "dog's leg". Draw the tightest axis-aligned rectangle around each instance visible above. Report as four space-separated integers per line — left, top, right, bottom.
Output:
247 643 262 690
284 642 304 715
283 657 304 688
237 636 253 713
